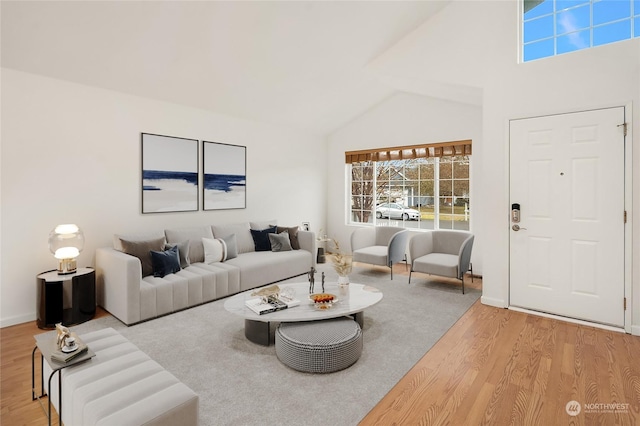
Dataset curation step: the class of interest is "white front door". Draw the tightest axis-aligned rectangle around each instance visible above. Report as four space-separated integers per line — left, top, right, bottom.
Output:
509 107 626 327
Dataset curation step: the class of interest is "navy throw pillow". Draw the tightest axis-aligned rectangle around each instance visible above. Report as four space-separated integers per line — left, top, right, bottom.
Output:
150 245 181 278
250 226 277 251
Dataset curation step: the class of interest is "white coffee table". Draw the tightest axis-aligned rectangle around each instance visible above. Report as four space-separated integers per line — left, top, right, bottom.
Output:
224 282 383 345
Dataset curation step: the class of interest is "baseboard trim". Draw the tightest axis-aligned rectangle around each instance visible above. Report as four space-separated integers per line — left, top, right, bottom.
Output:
509 306 625 333
481 296 506 308
1 312 36 328
631 325 640 336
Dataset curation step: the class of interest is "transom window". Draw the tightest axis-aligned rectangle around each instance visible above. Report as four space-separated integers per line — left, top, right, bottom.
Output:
523 0 640 62
347 141 471 231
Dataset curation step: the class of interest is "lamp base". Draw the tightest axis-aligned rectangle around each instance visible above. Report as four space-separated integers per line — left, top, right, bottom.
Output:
57 258 77 275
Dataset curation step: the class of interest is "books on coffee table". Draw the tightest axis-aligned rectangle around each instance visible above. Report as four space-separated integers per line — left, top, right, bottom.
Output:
245 295 300 315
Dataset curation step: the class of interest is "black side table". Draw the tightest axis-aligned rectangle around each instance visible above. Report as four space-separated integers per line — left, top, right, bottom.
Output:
36 267 96 329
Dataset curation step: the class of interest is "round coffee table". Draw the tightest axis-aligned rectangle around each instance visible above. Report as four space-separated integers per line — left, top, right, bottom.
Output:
224 282 382 345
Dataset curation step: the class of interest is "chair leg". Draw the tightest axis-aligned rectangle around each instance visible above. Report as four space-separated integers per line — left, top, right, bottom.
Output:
408 269 412 284
470 262 474 283
461 276 465 294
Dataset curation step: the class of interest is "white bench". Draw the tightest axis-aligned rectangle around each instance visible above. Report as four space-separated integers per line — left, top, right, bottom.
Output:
43 327 198 426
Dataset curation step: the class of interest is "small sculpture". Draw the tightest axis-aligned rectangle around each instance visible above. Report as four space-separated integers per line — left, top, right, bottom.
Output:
55 323 70 350
321 272 325 293
308 267 316 294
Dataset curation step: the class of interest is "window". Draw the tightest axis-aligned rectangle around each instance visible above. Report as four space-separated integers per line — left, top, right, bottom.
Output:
347 141 471 231
523 0 640 62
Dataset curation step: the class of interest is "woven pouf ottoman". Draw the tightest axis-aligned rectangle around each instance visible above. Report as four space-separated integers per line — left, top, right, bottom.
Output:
275 317 363 373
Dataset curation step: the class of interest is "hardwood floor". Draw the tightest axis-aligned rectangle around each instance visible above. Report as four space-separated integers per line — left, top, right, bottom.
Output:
360 294 640 425
2 274 639 426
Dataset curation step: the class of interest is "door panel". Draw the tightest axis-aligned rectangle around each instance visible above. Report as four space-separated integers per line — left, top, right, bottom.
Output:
509 107 625 327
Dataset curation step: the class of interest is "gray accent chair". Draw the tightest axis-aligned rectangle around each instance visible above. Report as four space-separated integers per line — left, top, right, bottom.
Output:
408 230 474 294
350 226 409 280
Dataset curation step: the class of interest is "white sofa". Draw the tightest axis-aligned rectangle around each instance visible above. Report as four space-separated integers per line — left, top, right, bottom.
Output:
96 222 316 325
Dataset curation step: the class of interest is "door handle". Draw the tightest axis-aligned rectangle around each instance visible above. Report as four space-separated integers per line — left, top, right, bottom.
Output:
512 224 527 231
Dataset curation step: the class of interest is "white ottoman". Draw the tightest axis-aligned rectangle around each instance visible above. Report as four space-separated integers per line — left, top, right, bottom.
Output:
43 327 199 426
275 318 363 373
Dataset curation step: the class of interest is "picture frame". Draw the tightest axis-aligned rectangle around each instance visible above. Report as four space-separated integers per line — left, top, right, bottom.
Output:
141 133 199 213
203 141 246 210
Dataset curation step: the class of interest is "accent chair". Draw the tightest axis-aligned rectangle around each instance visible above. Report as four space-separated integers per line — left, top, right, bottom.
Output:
408 230 474 294
350 226 409 280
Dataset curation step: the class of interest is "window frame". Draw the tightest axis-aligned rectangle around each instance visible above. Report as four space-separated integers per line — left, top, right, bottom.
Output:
521 0 640 63
347 153 471 232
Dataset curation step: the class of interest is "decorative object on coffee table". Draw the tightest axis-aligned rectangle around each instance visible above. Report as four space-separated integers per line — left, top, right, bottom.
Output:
308 266 316 294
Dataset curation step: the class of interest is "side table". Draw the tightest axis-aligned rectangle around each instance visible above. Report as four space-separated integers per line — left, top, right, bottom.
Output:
32 335 95 426
36 267 96 329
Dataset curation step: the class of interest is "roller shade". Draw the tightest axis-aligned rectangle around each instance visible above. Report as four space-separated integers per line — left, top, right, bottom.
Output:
345 140 472 164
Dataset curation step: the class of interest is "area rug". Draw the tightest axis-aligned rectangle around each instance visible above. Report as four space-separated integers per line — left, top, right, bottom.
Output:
69 263 480 426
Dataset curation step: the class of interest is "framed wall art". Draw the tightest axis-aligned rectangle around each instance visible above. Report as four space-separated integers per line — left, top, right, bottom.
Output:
203 141 246 210
141 133 199 213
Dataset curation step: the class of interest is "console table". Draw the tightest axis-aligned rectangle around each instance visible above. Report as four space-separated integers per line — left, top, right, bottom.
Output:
36 267 96 329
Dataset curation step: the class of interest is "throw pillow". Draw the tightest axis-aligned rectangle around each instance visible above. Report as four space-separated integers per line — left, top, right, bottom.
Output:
277 226 300 250
150 245 181 278
202 237 226 264
222 234 238 260
250 220 278 230
269 231 292 252
165 240 190 268
119 236 166 277
212 223 255 254
250 226 277 251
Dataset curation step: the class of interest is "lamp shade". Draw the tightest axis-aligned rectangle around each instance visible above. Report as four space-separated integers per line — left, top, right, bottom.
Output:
48 224 84 274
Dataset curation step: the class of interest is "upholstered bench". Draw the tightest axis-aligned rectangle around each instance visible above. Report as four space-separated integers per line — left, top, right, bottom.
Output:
275 318 363 373
43 327 199 426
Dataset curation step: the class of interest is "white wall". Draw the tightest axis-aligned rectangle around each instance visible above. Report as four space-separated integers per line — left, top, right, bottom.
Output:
0 69 327 327
326 91 483 271
367 0 640 333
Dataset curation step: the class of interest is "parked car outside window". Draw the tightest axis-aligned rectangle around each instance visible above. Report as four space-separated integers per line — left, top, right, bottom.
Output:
375 203 420 220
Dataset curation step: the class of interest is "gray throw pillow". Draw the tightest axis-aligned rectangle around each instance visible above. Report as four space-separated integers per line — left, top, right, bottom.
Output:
165 240 190 268
269 231 292 252
119 236 166 277
222 234 238 260
277 226 300 250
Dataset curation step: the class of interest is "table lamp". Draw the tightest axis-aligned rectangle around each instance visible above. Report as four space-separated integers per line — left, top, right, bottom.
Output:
48 224 84 275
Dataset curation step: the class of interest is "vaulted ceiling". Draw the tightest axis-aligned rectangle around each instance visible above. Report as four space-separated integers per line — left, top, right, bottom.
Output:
1 1 453 134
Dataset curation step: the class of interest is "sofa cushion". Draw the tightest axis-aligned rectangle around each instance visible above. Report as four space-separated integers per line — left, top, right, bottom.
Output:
150 246 182 278
251 226 277 251
413 253 459 278
165 241 190 268
222 234 238 260
113 231 165 252
202 237 226 263
165 226 214 263
276 226 300 249
120 237 166 277
250 220 277 230
212 223 254 254
269 231 292 252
